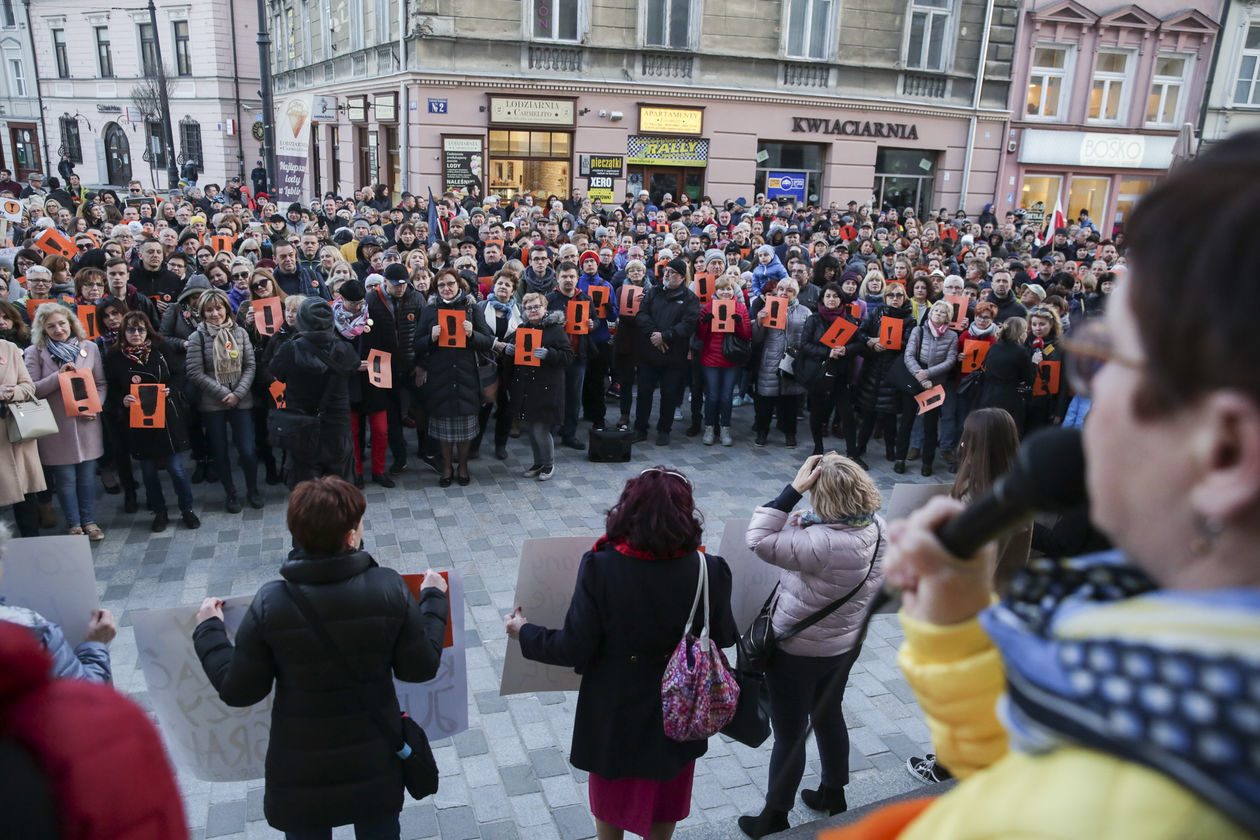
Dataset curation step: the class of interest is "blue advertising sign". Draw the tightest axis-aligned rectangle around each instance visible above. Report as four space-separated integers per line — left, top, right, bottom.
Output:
766 171 806 203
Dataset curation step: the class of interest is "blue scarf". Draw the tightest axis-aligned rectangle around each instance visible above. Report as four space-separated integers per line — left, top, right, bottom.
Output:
46 337 79 365
797 510 875 528
489 299 513 314
983 551 1260 830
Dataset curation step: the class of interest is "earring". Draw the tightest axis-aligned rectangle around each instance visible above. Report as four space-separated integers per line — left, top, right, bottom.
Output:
1190 512 1224 556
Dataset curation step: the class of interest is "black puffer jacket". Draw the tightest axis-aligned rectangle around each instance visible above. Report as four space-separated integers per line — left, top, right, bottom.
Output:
508 311 575 427
854 302 916 415
366 285 424 379
414 293 495 418
193 549 448 832
796 310 862 391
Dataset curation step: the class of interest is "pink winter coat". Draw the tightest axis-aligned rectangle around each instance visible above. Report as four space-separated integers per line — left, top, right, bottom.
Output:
745 506 885 657
24 340 105 467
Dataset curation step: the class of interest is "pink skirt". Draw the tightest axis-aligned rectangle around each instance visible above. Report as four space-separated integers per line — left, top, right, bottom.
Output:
588 762 695 838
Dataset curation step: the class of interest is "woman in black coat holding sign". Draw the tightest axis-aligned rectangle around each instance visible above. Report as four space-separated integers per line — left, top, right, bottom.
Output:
194 476 449 840
799 283 864 462
502 291 574 481
505 467 737 840
853 283 916 462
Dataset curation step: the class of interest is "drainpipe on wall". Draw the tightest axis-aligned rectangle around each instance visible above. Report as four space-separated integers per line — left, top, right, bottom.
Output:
958 0 998 212
398 0 408 196
228 0 246 177
23 0 52 178
1194 0 1231 145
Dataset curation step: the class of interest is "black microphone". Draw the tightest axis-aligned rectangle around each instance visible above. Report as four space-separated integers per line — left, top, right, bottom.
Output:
936 427 1086 559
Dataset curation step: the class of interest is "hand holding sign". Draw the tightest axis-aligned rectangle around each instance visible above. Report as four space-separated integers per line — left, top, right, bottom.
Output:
367 349 392 388
944 295 969 330
879 316 904 350
58 369 101 416
269 379 286 409
712 299 737 333
251 297 283 336
619 284 643 317
514 327 541 367
820 317 859 349
129 383 166 428
763 297 788 330
915 384 946 414
438 310 467 348
588 285 610 318
960 339 990 374
566 299 590 335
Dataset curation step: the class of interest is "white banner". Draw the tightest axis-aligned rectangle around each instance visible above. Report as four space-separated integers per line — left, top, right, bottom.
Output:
273 92 314 204
716 518 781 632
1 535 100 644
885 482 952 522
500 537 592 695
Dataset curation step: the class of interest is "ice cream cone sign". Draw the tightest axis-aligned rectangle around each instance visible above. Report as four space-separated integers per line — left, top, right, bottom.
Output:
286 99 310 138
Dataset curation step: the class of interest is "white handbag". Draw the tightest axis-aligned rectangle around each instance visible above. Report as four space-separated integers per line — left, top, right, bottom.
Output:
5 398 58 443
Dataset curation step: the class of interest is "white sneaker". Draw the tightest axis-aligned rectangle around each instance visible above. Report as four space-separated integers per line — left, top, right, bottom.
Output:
537 464 555 481
522 464 543 478
720 427 733 446
702 428 715 445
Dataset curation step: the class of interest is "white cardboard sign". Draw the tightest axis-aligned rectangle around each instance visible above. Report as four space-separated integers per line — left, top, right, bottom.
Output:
0 535 100 644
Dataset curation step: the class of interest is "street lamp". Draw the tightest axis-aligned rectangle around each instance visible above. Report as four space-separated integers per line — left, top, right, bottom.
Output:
146 0 179 189
256 0 277 194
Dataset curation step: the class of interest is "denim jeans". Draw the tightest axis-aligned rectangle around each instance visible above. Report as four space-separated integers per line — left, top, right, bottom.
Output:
283 813 400 840
50 459 97 528
701 366 739 428
137 452 195 514
201 408 258 496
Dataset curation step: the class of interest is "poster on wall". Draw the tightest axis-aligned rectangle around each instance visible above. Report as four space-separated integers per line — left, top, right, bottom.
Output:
766 170 807 204
273 92 314 204
443 136 484 197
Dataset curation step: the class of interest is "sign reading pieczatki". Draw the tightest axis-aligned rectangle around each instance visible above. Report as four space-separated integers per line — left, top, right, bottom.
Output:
274 92 314 204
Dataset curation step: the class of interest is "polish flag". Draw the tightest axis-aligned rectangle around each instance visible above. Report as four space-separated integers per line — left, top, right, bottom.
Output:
1045 189 1066 239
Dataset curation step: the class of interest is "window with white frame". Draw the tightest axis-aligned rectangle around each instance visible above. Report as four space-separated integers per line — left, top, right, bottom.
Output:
1234 22 1260 106
645 0 695 49
905 0 951 71
350 0 364 51
375 0 391 42
1089 49 1131 123
1146 54 1189 126
784 0 834 60
531 0 580 41
1026 45 1068 118
173 20 192 76
8 58 23 97
60 116 82 163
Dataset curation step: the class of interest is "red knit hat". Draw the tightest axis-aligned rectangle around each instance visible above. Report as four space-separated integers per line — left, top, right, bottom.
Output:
579 249 600 265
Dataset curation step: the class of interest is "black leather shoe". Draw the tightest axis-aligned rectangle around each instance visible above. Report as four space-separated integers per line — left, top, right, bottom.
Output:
631 429 648 443
225 494 242 514
247 490 264 509
494 445 508 460
438 475 453 488
372 473 396 488
921 463 934 477
562 437 585 450
785 434 797 448
685 422 702 437
801 786 847 815
848 453 869 470
456 472 471 486
151 511 168 533
354 473 365 489
737 807 789 839
123 489 139 514
754 434 768 447
180 509 201 529
893 460 906 474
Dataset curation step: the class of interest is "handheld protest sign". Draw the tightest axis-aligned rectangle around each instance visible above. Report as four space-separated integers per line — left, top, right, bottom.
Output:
763 296 788 330
1033 360 1062 396
879 315 904 350
514 327 542 367
210 235 234 254
0 198 21 223
402 572 455 649
619 284 643 317
251 297 282 336
76 305 100 340
438 309 467 348
566 299 590 335
25 298 52 321
35 227 76 258
367 349 393 388
129 383 166 428
820 316 859 349
713 299 737 333
587 284 610 318
58 368 101 417
915 384 946 414
939 227 959 244
269 379 286 409
692 271 713 304
849 302 862 320
960 339 990 374
839 224 858 241
945 295 969 330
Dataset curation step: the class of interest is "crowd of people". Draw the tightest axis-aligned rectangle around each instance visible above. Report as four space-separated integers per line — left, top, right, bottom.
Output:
0 163 1112 538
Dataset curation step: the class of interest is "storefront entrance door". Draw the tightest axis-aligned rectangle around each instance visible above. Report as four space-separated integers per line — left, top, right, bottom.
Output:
629 167 704 205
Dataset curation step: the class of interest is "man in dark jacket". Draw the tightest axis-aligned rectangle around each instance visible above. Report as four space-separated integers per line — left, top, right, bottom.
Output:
267 298 361 486
546 262 592 449
367 263 425 475
351 236 384 281
518 245 555 300
129 239 184 316
250 161 267 197
633 258 700 446
989 270 1027 323
273 239 331 299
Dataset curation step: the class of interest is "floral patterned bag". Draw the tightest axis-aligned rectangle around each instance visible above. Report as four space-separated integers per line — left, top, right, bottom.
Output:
661 552 741 742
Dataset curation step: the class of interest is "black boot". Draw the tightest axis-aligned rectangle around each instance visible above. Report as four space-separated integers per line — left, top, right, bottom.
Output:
737 806 789 839
123 487 138 514
801 785 848 815
190 459 206 484
264 458 281 486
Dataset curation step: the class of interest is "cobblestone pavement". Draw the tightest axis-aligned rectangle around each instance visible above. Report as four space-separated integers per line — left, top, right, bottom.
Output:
93 403 945 839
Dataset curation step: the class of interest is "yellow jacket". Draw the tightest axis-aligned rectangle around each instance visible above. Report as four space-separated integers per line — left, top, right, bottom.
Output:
895 612 1252 839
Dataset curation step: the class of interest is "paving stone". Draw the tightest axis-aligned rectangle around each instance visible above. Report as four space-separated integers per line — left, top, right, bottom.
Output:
453 727 489 757
435 804 479 840
552 803 596 840
499 763 541 795
528 746 571 778
399 803 438 839
204 800 246 838
479 819 521 840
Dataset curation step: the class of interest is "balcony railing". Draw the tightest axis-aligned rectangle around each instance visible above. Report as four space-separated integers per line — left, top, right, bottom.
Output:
641 52 693 80
526 44 585 73
781 61 831 88
901 71 948 99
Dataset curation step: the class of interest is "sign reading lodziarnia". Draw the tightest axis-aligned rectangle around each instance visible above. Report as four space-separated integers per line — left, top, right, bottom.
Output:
638 105 704 136
488 95 575 126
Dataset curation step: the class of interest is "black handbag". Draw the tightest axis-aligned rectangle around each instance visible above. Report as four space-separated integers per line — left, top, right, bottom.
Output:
267 344 337 461
737 525 882 673
721 333 751 365
956 369 984 398
284 582 440 800
720 662 771 748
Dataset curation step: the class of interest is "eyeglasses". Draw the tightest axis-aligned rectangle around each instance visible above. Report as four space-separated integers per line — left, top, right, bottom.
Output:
232 272 250 280
1061 319 1142 398
885 293 905 300
251 281 271 290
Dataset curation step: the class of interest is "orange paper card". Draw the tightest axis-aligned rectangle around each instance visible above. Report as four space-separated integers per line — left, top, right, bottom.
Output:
58 369 101 416
566 299 590 335
76 305 100 340
1033 360 1062 396
848 302 862 320
764 297 788 330
210 235 234 254
692 272 713 304
268 379 286 409
619 284 643 317
25 298 52 321
821 317 859 349
940 227 959 243
367 349 392 388
35 228 76 258
713 299 737 333
960 340 990 374
401 572 454 648
588 284 610 318
879 316 904 350
251 297 283 336
438 309 467 348
915 384 946 414
944 295 969 330
514 327 541 367
129 384 166 428
839 224 858 241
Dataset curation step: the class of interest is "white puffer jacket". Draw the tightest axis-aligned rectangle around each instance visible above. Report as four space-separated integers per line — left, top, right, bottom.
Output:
745 506 886 657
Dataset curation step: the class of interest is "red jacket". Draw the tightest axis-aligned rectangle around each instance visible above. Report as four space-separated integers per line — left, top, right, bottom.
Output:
696 299 752 367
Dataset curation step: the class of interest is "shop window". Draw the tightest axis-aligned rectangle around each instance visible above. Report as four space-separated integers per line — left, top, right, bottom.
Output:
784 0 834 61
1020 174 1062 230
644 0 695 49
1067 177 1108 231
530 0 581 41
1114 176 1153 231
873 148 936 219
59 116 82 164
1146 54 1189 127
1234 23 1260 106
754 142 825 205
1027 45 1069 119
1088 50 1132 124
488 129 571 199
904 0 952 72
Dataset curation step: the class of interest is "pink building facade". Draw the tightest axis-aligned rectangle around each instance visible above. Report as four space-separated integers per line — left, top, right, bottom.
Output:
994 0 1221 236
